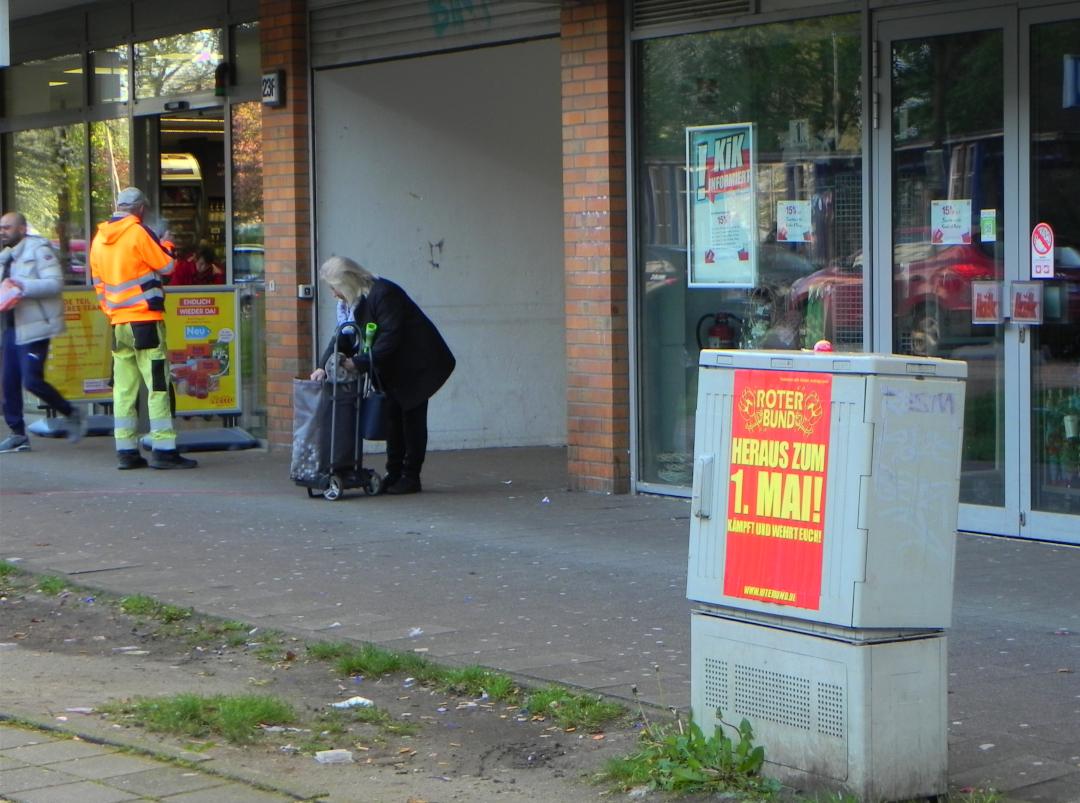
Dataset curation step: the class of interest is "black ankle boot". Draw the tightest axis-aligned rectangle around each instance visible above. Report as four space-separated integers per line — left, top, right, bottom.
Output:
385 476 421 495
149 449 198 470
117 450 148 470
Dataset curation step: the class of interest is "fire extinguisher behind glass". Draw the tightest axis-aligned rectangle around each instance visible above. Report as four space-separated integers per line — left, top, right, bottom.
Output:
696 312 740 350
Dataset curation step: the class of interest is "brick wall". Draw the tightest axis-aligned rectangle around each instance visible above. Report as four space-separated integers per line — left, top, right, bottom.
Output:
260 0 312 448
561 0 630 493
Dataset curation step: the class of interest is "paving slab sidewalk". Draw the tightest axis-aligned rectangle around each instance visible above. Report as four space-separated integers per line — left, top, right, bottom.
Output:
0 723 295 802
1 437 1078 800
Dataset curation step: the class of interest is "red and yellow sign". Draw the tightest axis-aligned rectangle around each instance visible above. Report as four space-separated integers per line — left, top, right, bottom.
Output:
164 289 239 415
723 369 832 610
44 289 114 402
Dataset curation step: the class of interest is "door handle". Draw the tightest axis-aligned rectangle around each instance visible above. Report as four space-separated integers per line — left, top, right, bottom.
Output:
692 454 715 520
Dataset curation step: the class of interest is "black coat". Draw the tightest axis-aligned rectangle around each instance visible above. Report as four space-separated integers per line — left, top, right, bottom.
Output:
331 278 455 411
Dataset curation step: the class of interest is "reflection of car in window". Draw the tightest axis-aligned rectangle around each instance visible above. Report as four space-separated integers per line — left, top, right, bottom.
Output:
50 238 87 284
231 244 264 279
1040 245 1080 359
791 231 998 355
644 242 820 350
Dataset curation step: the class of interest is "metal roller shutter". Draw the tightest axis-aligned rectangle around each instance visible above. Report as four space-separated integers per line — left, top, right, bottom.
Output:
632 0 751 32
310 0 560 68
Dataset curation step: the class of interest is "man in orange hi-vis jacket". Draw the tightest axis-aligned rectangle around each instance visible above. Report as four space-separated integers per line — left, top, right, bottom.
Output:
90 187 196 470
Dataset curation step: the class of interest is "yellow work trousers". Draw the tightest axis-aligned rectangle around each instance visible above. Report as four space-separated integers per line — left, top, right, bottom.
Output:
111 321 175 451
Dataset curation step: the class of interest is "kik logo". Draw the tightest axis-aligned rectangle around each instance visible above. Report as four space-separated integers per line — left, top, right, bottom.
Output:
695 133 750 202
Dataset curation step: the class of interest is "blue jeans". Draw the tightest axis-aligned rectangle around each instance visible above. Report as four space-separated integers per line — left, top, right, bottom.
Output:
2 326 73 435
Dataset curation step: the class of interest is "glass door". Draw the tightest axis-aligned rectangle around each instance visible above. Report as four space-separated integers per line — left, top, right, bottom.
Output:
1020 9 1080 543
878 5 1080 544
876 8 1022 537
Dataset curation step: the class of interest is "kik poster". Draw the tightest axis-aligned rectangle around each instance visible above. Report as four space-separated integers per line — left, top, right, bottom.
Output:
687 124 756 287
723 369 832 610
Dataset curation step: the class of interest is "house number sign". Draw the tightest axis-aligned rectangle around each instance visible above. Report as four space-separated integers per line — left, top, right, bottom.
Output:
261 70 285 107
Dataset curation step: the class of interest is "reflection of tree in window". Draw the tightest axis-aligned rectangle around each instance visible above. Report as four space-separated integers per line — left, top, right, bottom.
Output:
891 34 1001 147
90 119 131 225
639 18 862 162
231 101 264 242
10 125 87 284
135 30 222 99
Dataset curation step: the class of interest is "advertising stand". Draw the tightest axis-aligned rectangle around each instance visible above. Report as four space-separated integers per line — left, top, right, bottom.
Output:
688 350 966 800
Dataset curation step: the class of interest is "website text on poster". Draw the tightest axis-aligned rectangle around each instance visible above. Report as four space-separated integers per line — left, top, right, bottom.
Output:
723 369 832 610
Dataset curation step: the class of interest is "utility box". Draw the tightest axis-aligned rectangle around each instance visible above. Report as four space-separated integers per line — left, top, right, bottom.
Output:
688 350 967 630
691 612 948 801
687 349 966 801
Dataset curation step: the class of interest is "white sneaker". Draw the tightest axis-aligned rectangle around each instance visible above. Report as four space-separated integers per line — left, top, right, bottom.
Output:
0 433 30 453
64 409 86 444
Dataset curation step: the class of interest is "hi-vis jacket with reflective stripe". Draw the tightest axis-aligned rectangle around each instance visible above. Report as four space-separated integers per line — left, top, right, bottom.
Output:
89 214 174 325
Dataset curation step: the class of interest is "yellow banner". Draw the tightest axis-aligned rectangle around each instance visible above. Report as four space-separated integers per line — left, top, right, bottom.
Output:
44 289 114 403
165 288 240 415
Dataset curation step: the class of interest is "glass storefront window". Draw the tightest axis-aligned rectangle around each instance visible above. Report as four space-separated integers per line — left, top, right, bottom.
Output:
636 15 863 487
232 22 261 88
134 29 224 100
889 30 1006 508
91 46 130 104
231 101 266 439
90 118 132 227
3 125 88 285
231 102 264 273
1029 19 1080 515
2 54 84 115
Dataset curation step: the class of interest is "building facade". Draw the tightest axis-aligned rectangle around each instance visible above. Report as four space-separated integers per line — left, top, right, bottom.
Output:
2 0 1077 543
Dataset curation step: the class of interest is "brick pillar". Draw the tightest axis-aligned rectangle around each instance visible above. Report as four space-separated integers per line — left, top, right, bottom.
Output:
260 0 312 448
561 0 629 493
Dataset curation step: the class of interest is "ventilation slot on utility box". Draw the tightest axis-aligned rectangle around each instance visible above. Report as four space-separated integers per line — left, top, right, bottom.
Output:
733 664 812 731
702 657 729 714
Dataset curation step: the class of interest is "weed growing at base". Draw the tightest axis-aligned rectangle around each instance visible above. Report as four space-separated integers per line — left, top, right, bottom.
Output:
102 693 295 744
601 713 778 798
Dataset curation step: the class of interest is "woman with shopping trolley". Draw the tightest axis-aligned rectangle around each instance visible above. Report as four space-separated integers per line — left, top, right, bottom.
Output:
311 256 455 495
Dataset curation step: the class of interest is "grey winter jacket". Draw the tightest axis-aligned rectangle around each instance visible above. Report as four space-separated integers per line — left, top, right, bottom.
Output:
0 235 66 345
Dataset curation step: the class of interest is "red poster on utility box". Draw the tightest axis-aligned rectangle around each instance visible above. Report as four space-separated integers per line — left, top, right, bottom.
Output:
723 369 832 610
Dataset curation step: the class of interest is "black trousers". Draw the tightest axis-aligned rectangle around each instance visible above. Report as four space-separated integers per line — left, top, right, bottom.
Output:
384 398 428 480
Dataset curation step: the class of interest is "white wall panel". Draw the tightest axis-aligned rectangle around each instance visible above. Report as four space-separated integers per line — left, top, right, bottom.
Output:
313 39 565 450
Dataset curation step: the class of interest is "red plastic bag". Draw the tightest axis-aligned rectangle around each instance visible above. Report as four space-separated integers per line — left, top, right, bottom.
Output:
0 278 23 312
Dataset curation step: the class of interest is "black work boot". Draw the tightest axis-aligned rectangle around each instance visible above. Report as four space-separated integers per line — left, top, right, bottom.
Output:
117 449 148 470
149 449 198 470
385 475 421 495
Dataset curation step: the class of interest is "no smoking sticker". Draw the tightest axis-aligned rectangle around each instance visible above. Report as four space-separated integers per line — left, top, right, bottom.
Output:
1031 222 1054 278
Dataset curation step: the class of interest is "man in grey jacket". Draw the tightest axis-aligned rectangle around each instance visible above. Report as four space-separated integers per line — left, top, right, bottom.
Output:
0 212 83 453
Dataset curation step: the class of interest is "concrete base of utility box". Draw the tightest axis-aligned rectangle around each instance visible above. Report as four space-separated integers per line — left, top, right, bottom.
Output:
691 611 947 800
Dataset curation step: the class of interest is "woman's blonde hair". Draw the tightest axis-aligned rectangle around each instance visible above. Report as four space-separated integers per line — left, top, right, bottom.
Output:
319 256 376 307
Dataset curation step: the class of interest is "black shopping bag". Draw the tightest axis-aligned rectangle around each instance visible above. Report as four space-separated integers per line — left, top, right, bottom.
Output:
290 378 361 483
360 373 387 442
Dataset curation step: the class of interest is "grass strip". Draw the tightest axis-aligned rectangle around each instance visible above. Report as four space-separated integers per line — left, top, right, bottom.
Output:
102 693 296 745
